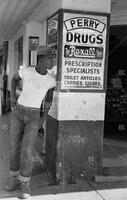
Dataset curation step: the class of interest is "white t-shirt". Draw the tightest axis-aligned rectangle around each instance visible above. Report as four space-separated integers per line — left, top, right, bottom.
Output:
17 66 56 108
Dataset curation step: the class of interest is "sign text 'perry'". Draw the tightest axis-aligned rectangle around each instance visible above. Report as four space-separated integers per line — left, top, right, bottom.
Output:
64 17 106 33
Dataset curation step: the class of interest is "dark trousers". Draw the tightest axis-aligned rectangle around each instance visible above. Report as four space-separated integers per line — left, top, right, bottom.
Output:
10 103 40 179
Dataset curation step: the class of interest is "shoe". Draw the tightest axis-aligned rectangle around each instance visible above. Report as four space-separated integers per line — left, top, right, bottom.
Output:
17 181 31 199
5 176 21 191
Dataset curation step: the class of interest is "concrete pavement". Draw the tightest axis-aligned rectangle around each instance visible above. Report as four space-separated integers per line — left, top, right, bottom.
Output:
1 184 127 200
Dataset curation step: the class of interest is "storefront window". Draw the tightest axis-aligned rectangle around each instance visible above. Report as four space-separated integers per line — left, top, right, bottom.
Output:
104 26 127 140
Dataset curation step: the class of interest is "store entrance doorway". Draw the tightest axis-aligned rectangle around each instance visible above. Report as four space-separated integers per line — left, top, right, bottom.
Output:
104 25 127 140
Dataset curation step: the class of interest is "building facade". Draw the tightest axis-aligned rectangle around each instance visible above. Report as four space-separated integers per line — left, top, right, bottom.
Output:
1 0 127 181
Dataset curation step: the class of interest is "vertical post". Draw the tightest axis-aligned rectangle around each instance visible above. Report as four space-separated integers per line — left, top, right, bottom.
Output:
46 8 110 184
2 41 8 114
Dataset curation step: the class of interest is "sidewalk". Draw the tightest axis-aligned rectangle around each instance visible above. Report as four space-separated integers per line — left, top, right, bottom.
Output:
0 114 127 200
2 189 127 200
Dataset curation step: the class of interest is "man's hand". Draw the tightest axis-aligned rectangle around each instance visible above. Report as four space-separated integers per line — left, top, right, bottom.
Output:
39 116 46 129
11 96 18 109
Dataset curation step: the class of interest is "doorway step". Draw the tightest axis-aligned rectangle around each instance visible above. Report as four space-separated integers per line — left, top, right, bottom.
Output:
95 138 127 182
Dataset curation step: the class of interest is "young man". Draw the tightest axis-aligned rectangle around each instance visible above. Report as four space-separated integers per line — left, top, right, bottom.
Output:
5 45 56 199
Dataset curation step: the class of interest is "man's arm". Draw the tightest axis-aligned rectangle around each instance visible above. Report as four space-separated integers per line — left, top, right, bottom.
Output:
40 87 54 118
11 72 21 107
44 87 54 115
39 88 54 130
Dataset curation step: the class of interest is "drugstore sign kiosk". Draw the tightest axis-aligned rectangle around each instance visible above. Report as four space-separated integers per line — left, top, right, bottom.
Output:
46 9 110 183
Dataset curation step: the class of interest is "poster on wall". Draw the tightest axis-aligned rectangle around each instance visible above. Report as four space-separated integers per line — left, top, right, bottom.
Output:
47 13 59 61
47 13 59 76
61 12 108 90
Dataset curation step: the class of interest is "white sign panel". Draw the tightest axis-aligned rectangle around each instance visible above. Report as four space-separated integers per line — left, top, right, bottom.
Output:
61 13 108 90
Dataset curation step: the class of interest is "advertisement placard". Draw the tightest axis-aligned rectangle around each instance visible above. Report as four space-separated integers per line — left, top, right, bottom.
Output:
61 12 108 91
47 14 58 53
47 13 59 76
47 14 58 48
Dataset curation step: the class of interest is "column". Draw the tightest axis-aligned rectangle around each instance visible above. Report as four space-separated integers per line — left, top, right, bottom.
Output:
46 0 111 183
